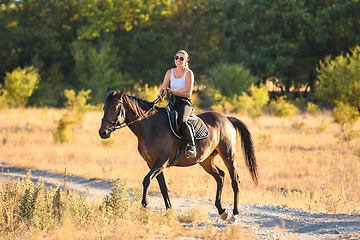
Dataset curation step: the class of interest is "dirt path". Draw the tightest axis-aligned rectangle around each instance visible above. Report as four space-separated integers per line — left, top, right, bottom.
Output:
1 165 360 239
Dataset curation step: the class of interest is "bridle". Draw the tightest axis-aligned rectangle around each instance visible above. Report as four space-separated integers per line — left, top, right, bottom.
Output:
101 96 161 133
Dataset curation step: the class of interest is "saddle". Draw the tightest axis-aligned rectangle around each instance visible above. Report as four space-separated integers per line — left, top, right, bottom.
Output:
164 105 209 140
163 105 209 167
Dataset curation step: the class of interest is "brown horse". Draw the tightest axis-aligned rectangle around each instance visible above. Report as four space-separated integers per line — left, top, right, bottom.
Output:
98 87 260 221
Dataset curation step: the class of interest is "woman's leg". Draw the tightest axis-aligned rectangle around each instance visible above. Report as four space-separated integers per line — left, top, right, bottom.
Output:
176 103 196 158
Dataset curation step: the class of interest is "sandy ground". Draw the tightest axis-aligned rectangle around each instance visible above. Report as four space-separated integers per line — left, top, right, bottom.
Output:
1 165 360 240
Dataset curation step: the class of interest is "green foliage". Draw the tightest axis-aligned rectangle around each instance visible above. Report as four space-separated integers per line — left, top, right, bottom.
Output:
1 171 60 232
317 45 360 112
132 84 166 108
306 102 320 116
1 0 360 106
237 86 269 120
0 171 143 235
0 66 40 108
334 129 360 149
201 85 269 117
209 63 258 99
211 95 237 114
332 102 359 131
103 179 141 219
268 96 299 118
71 39 133 104
53 89 93 143
30 64 66 107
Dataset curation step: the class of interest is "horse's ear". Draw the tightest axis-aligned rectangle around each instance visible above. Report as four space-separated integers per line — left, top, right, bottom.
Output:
119 86 126 98
107 87 112 96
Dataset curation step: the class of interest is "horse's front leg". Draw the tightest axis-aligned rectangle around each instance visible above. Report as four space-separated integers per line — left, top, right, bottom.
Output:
141 160 169 208
156 172 172 209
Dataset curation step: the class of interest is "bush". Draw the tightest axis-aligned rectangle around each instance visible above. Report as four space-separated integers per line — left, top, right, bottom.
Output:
0 66 40 108
0 171 140 235
103 179 141 219
132 84 167 107
317 45 360 112
53 89 93 143
306 102 320 115
209 63 259 99
237 85 269 120
332 102 359 131
268 96 299 118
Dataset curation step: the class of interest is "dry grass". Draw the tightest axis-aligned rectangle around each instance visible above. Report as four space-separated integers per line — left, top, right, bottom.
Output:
1 107 360 215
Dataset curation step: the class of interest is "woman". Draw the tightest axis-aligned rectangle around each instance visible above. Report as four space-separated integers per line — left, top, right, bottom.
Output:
156 50 196 158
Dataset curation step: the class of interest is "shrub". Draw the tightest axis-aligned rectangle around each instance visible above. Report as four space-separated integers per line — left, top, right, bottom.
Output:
268 96 299 118
317 45 360 112
211 95 236 114
240 85 269 120
334 129 360 149
0 66 40 108
53 89 93 143
209 63 258 99
332 102 359 131
1 172 60 232
103 179 141 219
306 102 320 115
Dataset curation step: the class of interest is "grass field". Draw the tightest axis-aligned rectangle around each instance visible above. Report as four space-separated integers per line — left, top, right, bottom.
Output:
0 107 360 239
1 107 359 214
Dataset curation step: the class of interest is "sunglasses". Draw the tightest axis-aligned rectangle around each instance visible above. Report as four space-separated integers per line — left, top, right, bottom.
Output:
174 56 185 61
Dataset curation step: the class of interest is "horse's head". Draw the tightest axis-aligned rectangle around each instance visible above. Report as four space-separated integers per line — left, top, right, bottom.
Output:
98 87 126 139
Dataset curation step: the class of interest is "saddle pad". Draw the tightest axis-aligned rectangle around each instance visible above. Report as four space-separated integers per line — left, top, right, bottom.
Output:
188 117 209 140
165 106 209 140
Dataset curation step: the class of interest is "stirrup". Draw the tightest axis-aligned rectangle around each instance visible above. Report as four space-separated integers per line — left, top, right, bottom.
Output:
185 145 196 158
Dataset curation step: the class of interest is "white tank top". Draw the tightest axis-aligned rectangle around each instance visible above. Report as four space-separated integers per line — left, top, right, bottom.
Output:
170 68 188 92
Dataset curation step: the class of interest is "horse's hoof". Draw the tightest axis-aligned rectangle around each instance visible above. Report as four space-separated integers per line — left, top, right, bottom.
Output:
228 214 240 225
220 210 228 220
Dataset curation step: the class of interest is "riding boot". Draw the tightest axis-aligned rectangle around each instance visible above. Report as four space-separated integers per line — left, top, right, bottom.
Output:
183 125 196 158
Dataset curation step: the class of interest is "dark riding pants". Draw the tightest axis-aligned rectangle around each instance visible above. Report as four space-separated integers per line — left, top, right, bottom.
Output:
170 95 193 132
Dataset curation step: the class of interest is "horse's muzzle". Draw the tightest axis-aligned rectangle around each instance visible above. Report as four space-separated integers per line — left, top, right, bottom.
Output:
99 128 111 139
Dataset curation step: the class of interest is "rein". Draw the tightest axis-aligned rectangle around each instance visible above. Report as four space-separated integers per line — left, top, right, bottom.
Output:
103 97 161 133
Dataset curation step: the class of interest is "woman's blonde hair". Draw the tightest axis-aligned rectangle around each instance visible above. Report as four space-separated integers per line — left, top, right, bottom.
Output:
176 50 189 68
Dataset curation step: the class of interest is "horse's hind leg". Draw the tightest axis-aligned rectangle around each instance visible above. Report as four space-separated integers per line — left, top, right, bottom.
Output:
218 148 240 216
200 155 227 219
156 172 172 209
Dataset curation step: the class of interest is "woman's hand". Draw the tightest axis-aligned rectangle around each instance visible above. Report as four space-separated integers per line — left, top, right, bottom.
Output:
157 88 168 100
156 89 164 100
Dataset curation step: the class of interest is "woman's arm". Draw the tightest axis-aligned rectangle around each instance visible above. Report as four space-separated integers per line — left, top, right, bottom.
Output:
157 69 171 99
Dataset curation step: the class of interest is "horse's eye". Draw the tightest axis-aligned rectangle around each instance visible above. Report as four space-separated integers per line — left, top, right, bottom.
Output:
113 108 116 111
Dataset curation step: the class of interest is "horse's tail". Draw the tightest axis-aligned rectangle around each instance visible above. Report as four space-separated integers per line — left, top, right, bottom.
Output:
227 116 261 188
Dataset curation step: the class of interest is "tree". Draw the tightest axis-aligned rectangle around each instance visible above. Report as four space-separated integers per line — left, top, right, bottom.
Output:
317 45 360 112
209 63 258 98
71 38 133 104
217 0 360 93
0 66 41 108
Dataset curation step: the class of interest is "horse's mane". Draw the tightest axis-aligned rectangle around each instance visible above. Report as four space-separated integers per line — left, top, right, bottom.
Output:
106 90 155 117
123 94 155 117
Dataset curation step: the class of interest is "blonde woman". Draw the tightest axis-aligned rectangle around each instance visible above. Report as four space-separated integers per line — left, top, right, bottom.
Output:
157 50 196 158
